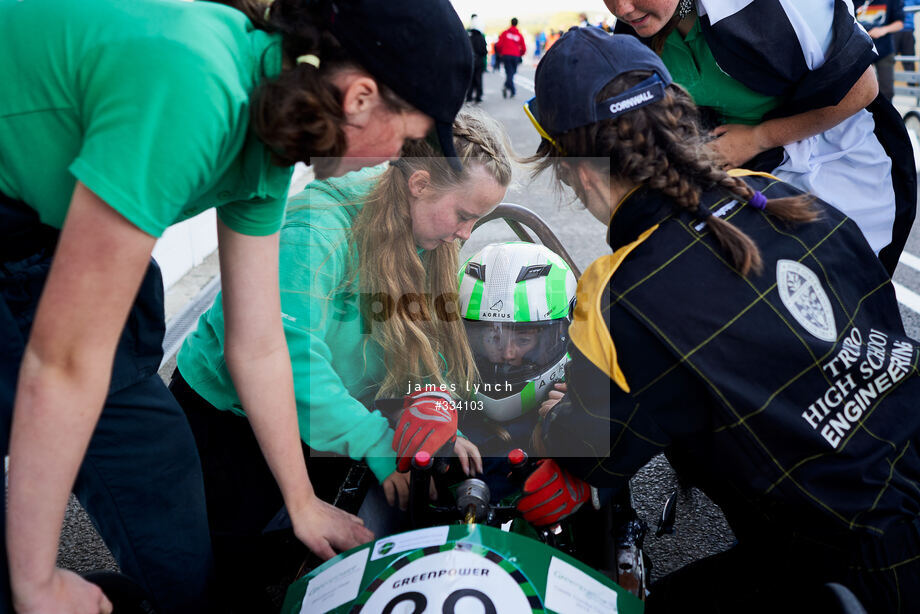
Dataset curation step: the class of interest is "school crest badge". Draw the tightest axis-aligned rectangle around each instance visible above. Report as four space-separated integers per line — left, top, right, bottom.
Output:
776 260 837 342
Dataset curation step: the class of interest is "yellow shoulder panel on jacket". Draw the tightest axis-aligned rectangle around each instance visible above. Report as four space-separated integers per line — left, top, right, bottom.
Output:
569 225 659 394
728 168 780 181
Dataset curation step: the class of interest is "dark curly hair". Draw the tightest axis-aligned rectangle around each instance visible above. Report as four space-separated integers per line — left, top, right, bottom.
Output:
206 0 413 172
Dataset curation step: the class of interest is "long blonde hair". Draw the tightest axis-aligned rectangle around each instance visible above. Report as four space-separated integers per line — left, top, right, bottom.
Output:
353 109 512 398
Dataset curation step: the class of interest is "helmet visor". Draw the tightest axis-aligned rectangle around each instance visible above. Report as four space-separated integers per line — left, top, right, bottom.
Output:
464 320 568 398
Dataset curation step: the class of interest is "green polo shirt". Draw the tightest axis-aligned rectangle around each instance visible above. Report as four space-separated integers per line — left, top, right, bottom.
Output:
662 18 781 126
0 0 290 237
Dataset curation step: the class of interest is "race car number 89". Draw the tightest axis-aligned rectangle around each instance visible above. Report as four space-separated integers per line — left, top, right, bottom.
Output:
382 589 497 614
357 546 538 613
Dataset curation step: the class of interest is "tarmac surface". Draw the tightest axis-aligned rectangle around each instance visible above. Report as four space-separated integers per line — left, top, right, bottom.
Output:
57 64 920 590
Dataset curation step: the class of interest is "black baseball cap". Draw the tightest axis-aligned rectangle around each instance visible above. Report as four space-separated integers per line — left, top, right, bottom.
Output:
329 0 473 170
527 27 672 146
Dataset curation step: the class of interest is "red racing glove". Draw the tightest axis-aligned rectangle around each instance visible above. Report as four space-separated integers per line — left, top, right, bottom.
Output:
516 459 590 527
393 389 458 472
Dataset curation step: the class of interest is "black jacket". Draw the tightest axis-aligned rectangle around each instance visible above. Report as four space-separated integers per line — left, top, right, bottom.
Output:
469 28 487 58
546 173 920 573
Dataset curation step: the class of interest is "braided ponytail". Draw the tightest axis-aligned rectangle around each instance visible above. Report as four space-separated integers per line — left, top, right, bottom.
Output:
531 71 817 276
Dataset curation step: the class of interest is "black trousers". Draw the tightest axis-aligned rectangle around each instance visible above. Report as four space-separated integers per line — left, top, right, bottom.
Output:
169 370 353 613
875 53 896 101
501 55 520 96
467 63 484 102
895 29 916 72
0 190 214 613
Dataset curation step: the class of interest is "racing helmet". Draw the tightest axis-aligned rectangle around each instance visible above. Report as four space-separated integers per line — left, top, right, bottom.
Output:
458 242 577 422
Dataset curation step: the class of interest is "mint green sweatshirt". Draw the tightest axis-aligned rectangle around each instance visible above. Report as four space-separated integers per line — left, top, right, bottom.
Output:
177 166 399 482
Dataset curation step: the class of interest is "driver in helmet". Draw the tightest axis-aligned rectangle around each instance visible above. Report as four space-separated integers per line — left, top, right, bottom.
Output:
457 242 576 457
480 324 539 367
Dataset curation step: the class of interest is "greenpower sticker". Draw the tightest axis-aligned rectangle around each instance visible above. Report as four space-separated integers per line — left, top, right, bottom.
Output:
370 526 449 561
282 524 644 614
355 542 541 613
545 557 619 614
298 549 369 613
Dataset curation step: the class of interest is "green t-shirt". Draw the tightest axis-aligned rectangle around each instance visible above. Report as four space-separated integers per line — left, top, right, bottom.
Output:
0 0 291 237
661 19 781 126
178 166 403 482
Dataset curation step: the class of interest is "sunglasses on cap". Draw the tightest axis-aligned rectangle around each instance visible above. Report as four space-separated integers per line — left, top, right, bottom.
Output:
523 96 565 154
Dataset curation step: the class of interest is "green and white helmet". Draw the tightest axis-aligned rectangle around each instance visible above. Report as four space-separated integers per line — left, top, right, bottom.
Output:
458 242 577 422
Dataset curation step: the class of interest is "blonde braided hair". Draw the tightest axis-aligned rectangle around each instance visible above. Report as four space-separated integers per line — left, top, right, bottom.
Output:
353 108 513 398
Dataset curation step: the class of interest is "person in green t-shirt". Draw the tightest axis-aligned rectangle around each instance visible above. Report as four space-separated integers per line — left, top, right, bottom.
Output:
607 1 917 276
171 109 511 609
0 0 476 611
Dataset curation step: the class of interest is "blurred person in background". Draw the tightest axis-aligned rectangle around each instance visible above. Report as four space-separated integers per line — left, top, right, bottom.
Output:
468 14 488 103
858 1 906 100
535 30 547 59
894 5 916 85
497 17 527 98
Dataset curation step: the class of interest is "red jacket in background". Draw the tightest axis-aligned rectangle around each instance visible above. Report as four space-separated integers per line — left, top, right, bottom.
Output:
496 25 526 57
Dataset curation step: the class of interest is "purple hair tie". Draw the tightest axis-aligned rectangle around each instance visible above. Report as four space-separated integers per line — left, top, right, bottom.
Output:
748 190 768 210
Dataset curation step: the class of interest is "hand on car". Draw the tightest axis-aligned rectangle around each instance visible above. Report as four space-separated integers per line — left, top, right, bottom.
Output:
393 389 458 472
516 458 590 527
383 437 481 509
291 495 374 559
382 469 437 510
453 436 483 476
